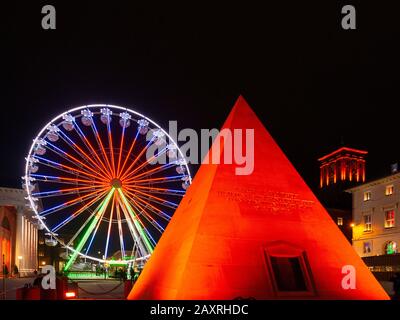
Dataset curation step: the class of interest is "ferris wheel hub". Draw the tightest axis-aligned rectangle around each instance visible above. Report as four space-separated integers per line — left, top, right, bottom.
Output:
110 178 123 188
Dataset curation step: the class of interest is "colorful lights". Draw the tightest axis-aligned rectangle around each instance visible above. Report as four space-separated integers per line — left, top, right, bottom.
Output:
64 188 115 271
318 147 367 188
24 104 191 268
118 188 154 254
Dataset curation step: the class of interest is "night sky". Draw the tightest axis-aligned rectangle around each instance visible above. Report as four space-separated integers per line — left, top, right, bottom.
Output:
3 1 400 192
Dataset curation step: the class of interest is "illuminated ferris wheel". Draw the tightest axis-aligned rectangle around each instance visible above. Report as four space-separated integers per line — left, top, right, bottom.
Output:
22 104 191 271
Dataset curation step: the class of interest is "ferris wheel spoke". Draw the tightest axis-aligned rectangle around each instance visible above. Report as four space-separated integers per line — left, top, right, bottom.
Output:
39 188 108 217
66 190 112 246
131 244 138 261
117 188 155 254
106 120 117 177
124 162 175 183
32 185 103 199
32 185 99 197
119 138 155 181
126 196 165 233
118 129 139 178
30 173 107 187
64 188 115 271
132 189 184 197
126 174 186 186
133 178 185 187
116 120 127 178
45 141 109 181
52 189 109 232
33 158 91 180
118 198 149 258
123 189 171 221
90 121 114 177
125 188 179 210
104 193 116 260
34 155 106 182
122 146 168 182
31 178 102 188
43 142 102 179
124 184 185 196
84 201 108 256
58 129 111 181
115 197 126 258
73 120 114 180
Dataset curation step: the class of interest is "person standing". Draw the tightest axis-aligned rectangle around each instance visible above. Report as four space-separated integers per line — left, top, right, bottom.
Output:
391 272 400 300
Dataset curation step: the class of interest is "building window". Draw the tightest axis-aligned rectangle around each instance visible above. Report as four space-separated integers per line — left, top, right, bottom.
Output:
385 241 397 255
364 215 372 232
363 191 372 201
385 185 394 196
384 210 395 228
337 217 343 226
363 242 372 254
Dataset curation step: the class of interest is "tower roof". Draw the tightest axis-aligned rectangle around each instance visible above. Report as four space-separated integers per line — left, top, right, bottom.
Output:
128 96 388 300
318 147 368 162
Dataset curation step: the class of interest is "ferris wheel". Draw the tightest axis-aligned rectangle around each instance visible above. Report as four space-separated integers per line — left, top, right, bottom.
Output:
22 104 191 271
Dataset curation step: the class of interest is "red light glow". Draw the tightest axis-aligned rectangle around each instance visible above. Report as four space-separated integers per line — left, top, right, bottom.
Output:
65 291 76 298
128 96 388 300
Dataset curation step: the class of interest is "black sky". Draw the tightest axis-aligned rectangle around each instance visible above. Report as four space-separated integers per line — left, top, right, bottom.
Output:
2 1 400 191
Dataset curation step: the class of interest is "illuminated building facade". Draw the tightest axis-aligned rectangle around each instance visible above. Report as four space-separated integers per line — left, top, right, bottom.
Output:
318 147 367 188
0 187 38 276
347 169 400 257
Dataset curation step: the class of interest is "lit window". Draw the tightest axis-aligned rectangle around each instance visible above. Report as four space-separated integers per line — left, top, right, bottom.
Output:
384 210 395 228
364 215 372 232
337 217 343 226
363 191 371 201
385 185 394 196
363 242 372 254
385 241 397 255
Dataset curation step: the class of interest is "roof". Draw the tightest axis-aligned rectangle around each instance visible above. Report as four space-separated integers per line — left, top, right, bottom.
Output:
346 172 400 193
318 147 368 162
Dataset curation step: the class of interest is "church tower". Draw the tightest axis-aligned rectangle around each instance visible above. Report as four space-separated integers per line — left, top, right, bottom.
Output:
318 147 367 189
316 147 368 242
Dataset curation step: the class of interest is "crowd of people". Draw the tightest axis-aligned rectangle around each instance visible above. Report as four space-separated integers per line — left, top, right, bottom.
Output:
92 264 142 281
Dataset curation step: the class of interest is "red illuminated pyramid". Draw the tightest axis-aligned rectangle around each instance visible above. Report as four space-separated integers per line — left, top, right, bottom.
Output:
128 96 388 300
